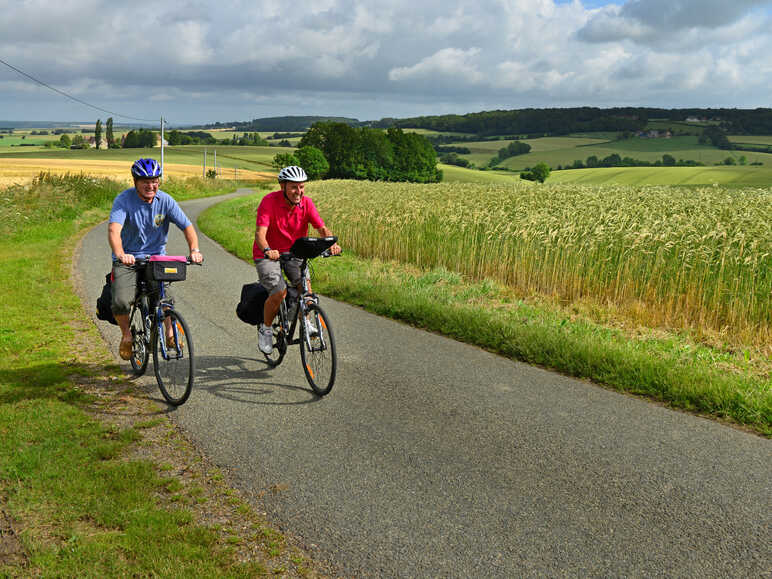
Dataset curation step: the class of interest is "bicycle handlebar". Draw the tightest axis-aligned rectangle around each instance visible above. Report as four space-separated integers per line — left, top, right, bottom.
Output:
278 249 342 262
114 256 204 267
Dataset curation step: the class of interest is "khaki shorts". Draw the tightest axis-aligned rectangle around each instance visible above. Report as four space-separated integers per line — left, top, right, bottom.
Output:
111 262 171 315
255 257 306 295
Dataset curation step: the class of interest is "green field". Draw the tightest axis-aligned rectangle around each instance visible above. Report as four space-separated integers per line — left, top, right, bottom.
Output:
547 165 772 186
497 136 772 170
450 136 606 167
729 135 772 147
435 131 772 176
0 129 132 149
439 164 526 183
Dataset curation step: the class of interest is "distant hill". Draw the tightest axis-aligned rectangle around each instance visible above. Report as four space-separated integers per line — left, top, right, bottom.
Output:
198 116 362 132
0 120 88 129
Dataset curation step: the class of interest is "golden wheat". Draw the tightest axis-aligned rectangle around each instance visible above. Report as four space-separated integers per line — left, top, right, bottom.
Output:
310 180 771 348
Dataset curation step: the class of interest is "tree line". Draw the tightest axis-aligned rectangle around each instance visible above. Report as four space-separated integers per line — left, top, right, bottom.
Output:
372 107 772 137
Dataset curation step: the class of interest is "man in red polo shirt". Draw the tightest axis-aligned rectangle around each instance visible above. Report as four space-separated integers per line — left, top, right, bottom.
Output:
253 165 341 354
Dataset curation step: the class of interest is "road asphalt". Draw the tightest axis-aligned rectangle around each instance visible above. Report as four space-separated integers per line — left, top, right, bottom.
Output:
75 189 771 578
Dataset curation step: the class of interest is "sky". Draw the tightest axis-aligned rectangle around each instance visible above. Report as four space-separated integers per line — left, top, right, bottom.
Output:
1 0 770 126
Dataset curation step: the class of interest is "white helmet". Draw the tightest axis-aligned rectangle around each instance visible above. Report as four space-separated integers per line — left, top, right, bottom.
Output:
278 165 307 182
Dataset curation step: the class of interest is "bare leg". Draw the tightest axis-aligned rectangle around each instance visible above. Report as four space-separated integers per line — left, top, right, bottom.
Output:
263 289 286 326
115 313 130 341
115 313 132 359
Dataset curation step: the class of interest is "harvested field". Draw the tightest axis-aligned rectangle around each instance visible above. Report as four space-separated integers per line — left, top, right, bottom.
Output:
0 158 272 186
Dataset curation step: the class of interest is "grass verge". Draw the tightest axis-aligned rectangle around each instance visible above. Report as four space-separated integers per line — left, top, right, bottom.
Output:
198 191 771 437
0 174 326 576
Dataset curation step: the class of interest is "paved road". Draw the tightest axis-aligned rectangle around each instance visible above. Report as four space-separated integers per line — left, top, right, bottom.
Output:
76 190 771 578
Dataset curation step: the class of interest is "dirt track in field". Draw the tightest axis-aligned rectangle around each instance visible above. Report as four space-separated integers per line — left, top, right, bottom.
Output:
0 158 272 186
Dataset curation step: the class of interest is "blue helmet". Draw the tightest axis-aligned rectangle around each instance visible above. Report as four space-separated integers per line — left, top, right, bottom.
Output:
131 158 162 178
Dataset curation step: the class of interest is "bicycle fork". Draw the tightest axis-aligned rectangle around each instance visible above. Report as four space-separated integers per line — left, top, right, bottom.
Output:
156 304 183 360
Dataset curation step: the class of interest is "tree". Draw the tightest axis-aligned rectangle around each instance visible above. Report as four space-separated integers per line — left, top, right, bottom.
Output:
601 153 622 167
295 146 329 180
520 162 551 183
122 129 156 148
106 117 115 148
272 152 298 170
94 119 102 149
662 154 676 166
58 134 71 148
71 134 88 149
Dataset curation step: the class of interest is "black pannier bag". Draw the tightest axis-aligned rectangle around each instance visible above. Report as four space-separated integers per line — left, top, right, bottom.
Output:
236 283 269 325
146 256 187 282
96 272 118 325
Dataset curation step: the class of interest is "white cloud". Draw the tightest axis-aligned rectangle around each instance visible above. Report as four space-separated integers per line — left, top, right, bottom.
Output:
389 47 483 84
0 0 770 123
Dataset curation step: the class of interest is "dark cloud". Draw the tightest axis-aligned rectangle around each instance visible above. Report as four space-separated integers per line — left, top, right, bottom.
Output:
578 0 772 43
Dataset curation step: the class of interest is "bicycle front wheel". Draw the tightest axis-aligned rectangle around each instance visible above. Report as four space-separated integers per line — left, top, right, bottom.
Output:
299 304 337 396
153 309 194 406
129 300 149 375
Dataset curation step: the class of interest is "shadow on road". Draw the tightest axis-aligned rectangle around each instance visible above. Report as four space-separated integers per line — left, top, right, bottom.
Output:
192 355 321 406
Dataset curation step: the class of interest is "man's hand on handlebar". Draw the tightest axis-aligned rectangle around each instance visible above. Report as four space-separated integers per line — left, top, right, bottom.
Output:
329 243 342 256
117 252 136 265
189 250 204 264
265 249 280 261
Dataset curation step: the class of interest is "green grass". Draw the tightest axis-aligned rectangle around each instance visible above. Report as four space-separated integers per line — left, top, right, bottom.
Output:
0 174 304 576
439 164 527 183
199 189 771 436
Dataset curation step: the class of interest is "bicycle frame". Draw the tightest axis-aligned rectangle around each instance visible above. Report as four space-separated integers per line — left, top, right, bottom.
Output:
275 256 324 350
132 265 182 361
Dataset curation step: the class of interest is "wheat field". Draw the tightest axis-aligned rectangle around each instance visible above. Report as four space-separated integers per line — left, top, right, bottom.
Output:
0 158 272 187
310 180 771 350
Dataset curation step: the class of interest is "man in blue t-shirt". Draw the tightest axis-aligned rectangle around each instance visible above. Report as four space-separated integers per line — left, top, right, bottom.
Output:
108 158 203 360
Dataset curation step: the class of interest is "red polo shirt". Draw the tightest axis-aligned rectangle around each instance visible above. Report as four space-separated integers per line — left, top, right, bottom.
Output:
253 190 325 259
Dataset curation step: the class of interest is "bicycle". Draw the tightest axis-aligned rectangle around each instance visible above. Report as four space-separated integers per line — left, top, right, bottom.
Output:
124 255 201 406
262 236 339 396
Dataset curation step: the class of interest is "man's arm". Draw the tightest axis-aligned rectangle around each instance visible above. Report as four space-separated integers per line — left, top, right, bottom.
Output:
256 225 279 260
182 225 203 263
108 222 135 265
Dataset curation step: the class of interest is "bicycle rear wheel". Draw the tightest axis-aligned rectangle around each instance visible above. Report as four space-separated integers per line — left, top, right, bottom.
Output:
129 299 149 375
263 305 288 367
153 309 194 406
299 304 336 396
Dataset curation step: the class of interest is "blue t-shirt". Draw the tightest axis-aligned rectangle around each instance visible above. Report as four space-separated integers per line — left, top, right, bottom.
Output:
109 188 192 259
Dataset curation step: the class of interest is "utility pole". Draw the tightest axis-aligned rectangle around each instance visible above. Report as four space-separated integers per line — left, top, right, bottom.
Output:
160 116 165 180
203 148 207 177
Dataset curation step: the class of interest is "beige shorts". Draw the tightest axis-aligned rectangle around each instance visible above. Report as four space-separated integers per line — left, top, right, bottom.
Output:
254 257 306 295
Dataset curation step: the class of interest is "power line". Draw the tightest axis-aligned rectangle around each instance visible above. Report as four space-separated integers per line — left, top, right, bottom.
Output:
0 57 158 123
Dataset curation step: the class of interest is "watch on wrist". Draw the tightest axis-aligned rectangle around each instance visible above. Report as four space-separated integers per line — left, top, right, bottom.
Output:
263 247 272 254
191 248 200 253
